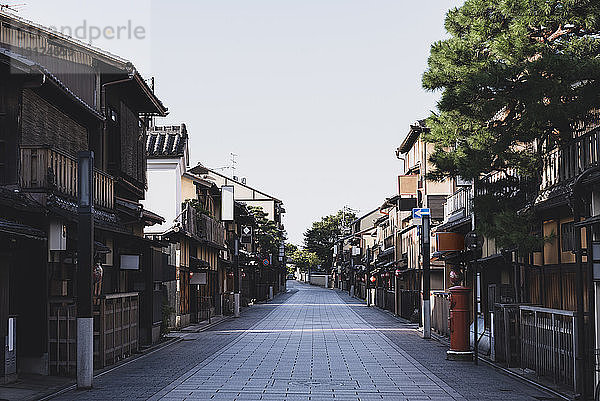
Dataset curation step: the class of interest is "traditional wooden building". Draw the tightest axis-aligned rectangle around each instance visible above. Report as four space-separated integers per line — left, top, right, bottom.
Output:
396 121 452 292
0 10 168 381
144 124 228 328
189 164 287 300
333 208 379 294
432 113 600 395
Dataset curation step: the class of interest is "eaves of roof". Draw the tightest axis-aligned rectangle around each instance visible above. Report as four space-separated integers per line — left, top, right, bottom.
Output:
397 120 429 154
190 165 283 204
0 218 46 241
0 11 167 117
0 47 104 121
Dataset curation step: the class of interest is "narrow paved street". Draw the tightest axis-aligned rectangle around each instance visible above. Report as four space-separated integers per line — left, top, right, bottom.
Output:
55 282 557 401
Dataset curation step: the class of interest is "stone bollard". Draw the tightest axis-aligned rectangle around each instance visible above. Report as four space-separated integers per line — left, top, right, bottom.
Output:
269 286 273 300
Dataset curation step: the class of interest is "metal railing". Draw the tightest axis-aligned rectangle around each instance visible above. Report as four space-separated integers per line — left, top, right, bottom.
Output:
519 305 577 392
20 146 114 209
443 187 472 224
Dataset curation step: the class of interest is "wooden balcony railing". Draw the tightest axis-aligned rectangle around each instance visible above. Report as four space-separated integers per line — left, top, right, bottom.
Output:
19 146 114 209
181 205 226 247
541 128 600 190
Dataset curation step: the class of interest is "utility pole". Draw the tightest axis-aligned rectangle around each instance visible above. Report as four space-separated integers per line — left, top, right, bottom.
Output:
230 152 238 178
234 236 240 318
422 214 431 339
366 247 371 306
473 261 478 365
77 151 94 389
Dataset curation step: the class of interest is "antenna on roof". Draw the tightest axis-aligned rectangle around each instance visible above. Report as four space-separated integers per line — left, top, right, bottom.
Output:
230 152 238 178
0 3 26 12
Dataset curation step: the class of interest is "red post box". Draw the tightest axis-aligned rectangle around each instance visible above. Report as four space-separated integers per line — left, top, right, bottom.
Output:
446 285 473 361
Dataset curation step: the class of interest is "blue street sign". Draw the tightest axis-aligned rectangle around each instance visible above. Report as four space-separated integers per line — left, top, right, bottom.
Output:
412 208 431 219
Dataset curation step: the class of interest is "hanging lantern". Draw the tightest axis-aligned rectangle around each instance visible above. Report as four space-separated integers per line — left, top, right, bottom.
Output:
370 276 376 283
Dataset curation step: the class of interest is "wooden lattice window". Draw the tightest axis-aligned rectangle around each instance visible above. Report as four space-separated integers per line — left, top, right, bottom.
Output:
561 222 575 252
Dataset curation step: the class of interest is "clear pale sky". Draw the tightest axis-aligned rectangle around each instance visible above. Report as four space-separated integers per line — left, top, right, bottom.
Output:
15 0 463 245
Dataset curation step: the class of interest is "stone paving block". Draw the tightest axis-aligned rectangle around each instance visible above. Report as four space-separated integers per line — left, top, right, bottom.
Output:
52 282 561 401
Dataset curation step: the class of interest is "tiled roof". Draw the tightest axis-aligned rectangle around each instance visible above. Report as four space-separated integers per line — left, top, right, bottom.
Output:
0 218 46 240
146 124 188 158
0 47 103 120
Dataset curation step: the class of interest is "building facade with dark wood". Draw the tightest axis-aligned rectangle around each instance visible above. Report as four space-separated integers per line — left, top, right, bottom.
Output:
0 10 169 381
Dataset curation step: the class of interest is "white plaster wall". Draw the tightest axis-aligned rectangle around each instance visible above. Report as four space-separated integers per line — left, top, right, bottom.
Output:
143 159 182 234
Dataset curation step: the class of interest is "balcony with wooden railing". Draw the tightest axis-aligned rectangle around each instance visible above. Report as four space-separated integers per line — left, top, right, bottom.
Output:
19 146 114 209
181 204 226 248
541 128 600 190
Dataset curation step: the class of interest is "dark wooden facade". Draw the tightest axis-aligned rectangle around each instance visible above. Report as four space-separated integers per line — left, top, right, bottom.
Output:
0 11 168 381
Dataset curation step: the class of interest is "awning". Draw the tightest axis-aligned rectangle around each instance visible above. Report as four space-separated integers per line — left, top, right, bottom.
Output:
190 256 210 271
0 218 46 241
141 208 165 226
95 241 111 254
477 253 506 267
377 246 395 259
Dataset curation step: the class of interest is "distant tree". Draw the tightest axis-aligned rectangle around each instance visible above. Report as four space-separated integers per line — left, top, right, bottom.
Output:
284 243 299 274
422 0 600 252
304 209 356 269
248 206 285 258
289 249 322 272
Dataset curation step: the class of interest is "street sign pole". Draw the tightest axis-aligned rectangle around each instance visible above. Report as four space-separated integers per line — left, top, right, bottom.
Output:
422 214 431 339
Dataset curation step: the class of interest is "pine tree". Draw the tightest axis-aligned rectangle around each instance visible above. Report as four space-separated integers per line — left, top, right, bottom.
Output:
304 209 356 269
422 0 600 251
248 206 285 258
